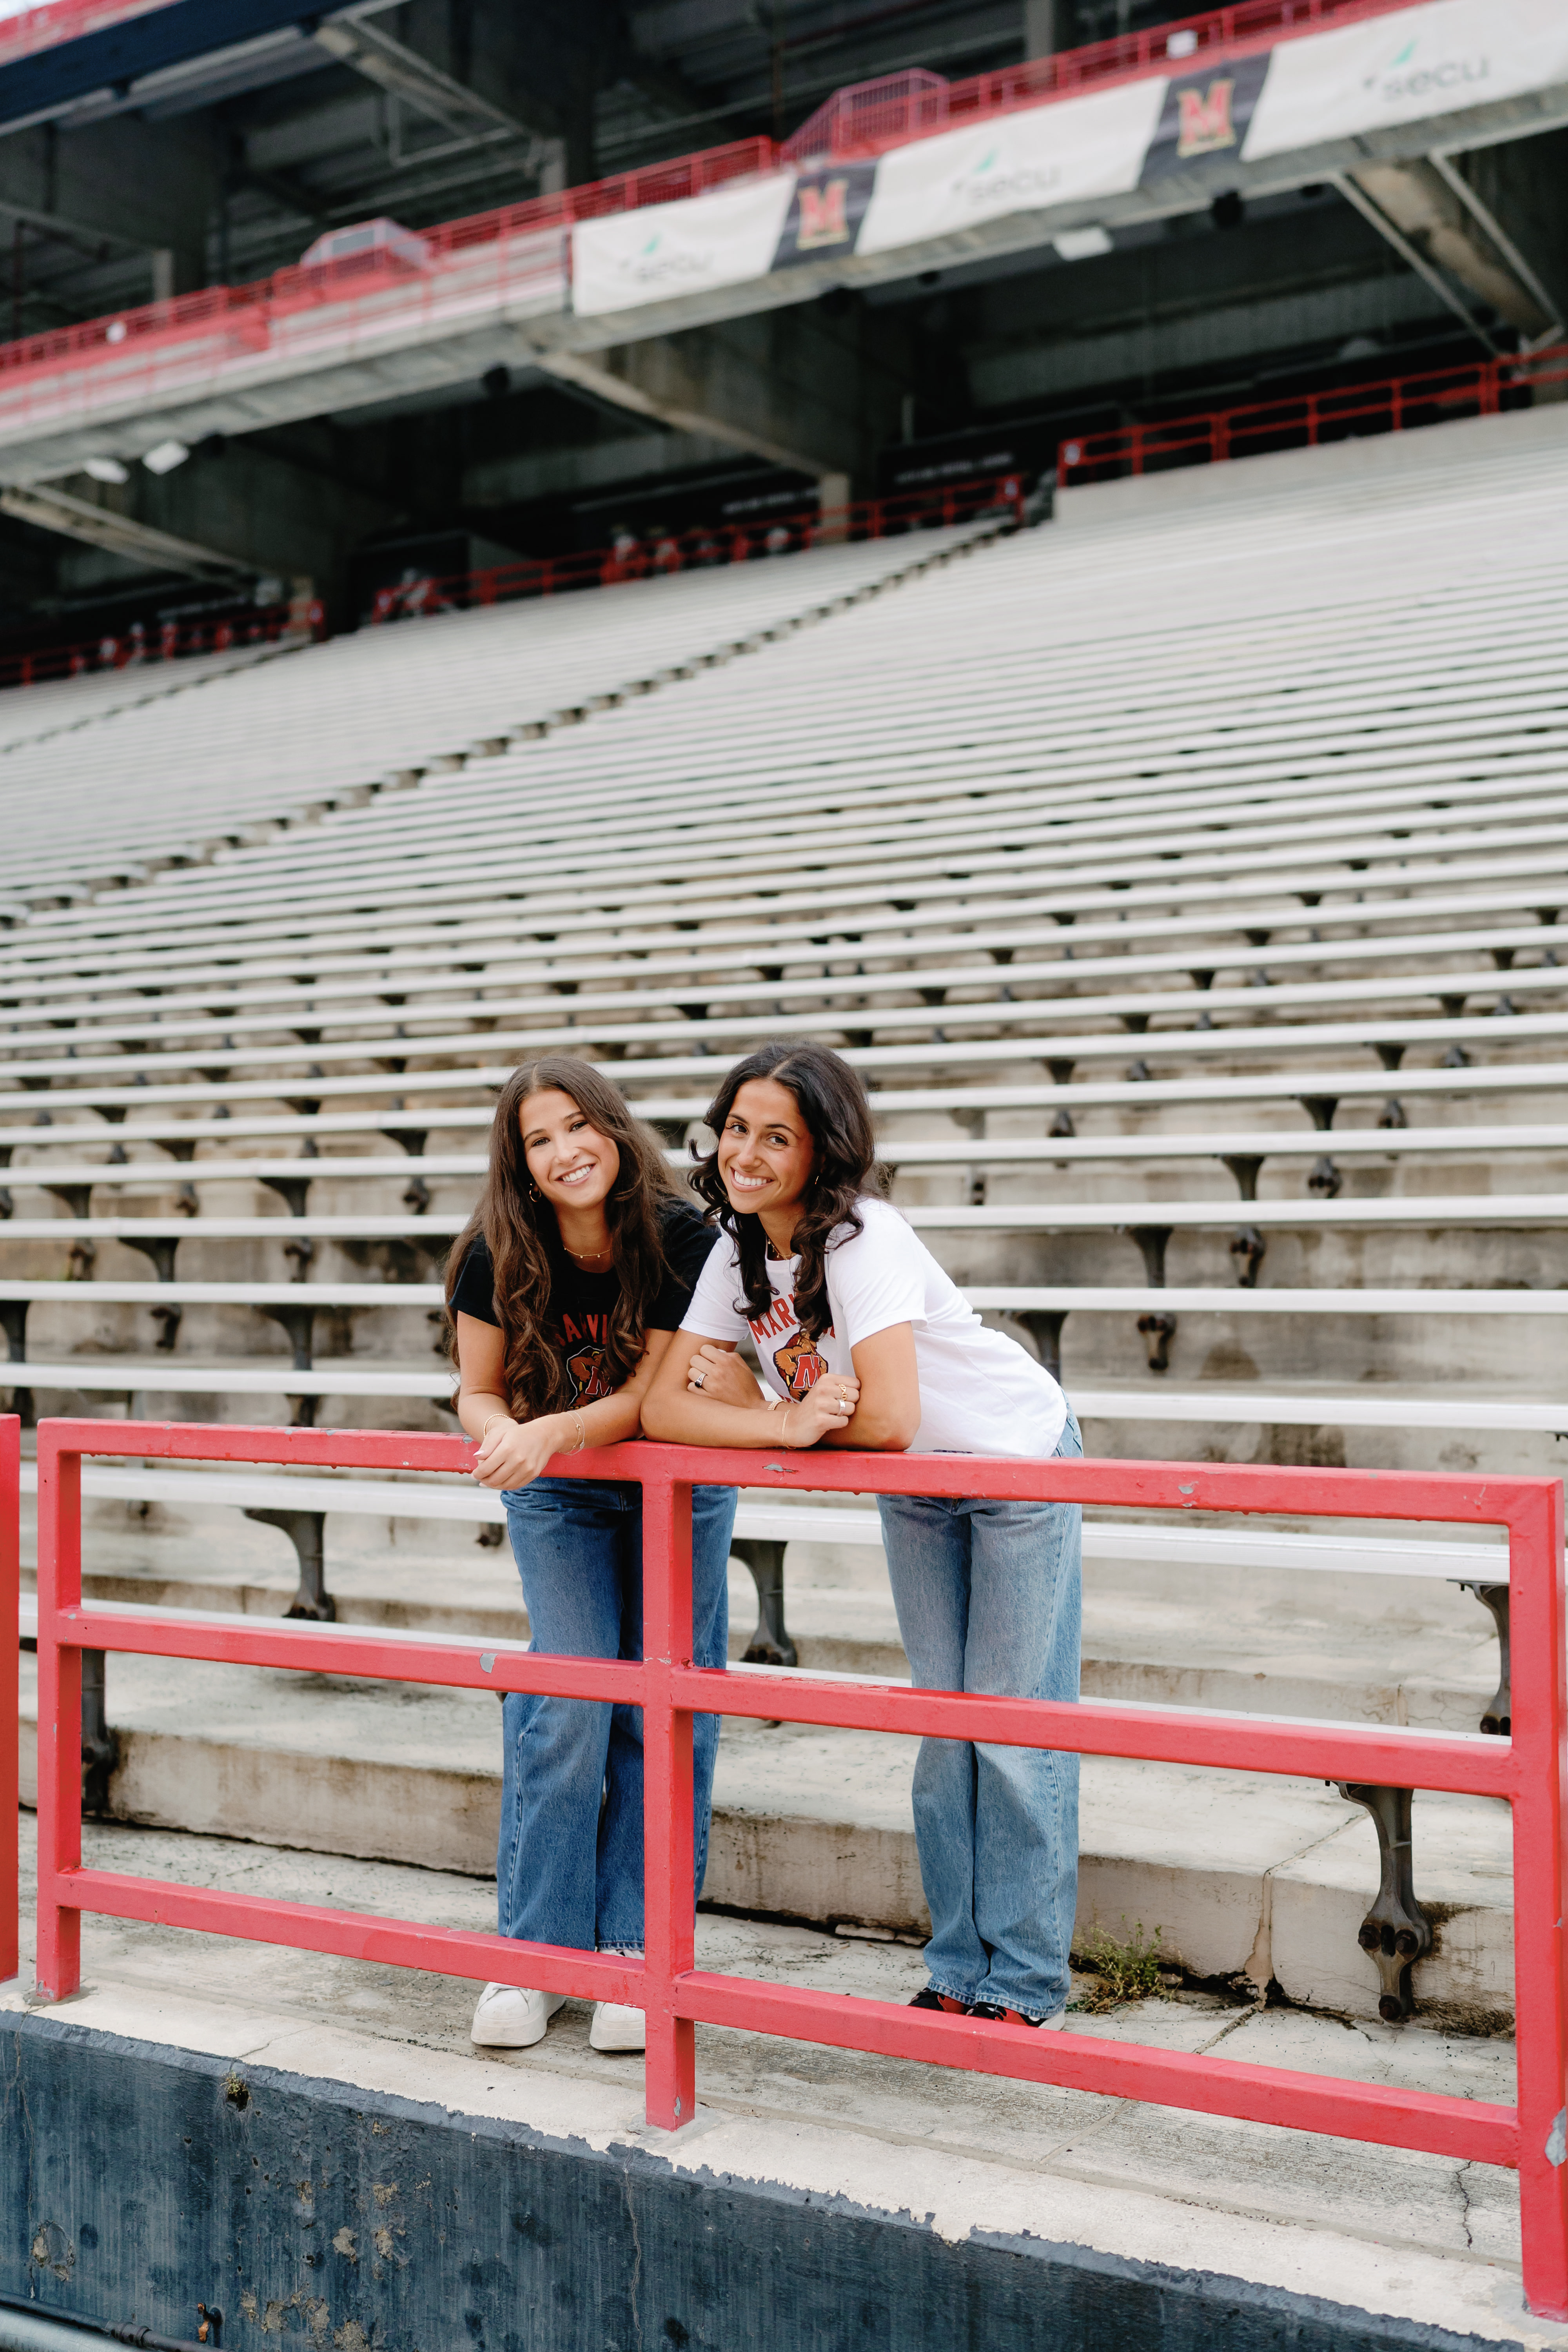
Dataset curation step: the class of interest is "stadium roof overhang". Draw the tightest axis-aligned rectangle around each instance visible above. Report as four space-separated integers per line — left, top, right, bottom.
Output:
0 0 412 134
0 0 1561 488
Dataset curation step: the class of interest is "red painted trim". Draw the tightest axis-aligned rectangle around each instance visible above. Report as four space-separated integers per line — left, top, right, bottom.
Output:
1057 346 1568 486
16 1417 1568 2316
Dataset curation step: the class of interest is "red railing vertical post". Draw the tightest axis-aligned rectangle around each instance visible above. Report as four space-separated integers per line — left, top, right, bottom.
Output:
33 1426 81 2002
0 1414 18 1985
641 1463 697 2129
1509 1476 1568 2318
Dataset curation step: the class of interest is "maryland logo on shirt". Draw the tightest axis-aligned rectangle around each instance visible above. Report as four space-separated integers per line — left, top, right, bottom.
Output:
748 1290 833 1402
773 1334 829 1401
560 1310 616 1403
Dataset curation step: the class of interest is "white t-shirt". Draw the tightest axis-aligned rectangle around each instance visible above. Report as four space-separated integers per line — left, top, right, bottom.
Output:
681 1195 1067 1459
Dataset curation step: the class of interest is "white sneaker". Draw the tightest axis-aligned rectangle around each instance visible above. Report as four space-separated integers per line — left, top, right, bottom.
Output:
589 2000 646 2053
470 1982 565 2049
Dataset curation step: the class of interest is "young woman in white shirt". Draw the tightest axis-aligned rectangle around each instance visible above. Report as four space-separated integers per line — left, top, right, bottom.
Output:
642 1040 1083 2030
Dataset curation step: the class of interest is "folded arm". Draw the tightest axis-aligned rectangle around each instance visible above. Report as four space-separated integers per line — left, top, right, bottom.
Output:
456 1310 677 1488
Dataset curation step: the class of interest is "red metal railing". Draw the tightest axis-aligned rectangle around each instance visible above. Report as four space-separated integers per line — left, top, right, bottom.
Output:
0 601 296 696
782 0 1416 161
0 138 773 388
1056 344 1568 486
366 473 1026 626
19 1417 1568 2314
0 0 1426 388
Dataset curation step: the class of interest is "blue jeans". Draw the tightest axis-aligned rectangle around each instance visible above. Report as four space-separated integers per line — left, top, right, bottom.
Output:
498 1476 736 1955
877 1411 1083 2021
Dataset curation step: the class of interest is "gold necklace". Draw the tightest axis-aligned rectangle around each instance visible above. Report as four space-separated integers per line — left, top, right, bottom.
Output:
565 1241 613 1266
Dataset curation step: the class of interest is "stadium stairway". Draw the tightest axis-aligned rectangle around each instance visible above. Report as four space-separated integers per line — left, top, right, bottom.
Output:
6 405 1568 2038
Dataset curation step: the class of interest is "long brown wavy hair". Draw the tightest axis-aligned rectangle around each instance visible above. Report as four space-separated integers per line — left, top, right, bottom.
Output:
689 1041 884 1344
447 1055 682 1417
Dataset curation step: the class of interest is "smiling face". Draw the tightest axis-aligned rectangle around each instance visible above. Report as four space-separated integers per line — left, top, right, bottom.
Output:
519 1088 621 1217
717 1076 816 1230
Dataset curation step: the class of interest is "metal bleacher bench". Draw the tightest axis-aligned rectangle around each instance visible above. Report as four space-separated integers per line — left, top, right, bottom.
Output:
3 918 1563 1061
8 1063 1568 1169
7 1006 1568 1134
4 1126 1568 1217
2 886 1561 1034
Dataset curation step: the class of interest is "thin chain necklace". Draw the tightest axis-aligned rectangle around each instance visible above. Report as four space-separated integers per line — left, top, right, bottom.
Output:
564 1239 613 1267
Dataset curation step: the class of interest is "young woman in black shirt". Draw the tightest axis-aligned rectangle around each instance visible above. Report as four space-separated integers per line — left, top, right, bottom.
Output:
448 1054 735 2057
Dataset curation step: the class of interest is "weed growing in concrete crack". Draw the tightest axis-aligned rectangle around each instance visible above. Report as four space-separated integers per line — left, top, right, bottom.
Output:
1072 1922 1167 2013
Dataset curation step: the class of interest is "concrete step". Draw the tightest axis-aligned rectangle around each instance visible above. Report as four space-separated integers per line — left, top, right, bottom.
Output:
14 1649 1513 2030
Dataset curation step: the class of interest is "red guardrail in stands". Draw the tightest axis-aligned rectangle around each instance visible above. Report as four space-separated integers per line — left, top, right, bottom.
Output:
366 472 1027 626
19 1416 1568 2314
0 0 1423 384
0 601 297 696
781 0 1416 160
1056 344 1568 486
1 1414 16 1988
0 138 775 388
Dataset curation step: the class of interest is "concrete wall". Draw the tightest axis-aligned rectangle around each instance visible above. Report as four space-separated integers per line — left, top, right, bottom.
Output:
0 2015 1502 2352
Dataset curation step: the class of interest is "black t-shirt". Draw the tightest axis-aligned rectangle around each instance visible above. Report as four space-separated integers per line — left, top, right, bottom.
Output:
450 1195 716 1406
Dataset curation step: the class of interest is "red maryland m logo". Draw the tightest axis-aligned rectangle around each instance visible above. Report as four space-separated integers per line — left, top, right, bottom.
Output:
1176 77 1236 157
797 178 851 248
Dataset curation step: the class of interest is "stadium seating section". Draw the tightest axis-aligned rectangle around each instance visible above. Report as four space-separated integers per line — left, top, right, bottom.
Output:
5 414 1566 2031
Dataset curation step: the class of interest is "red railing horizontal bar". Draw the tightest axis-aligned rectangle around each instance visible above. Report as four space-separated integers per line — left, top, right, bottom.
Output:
670 1667 1518 1798
45 1602 1514 1793
55 1605 645 1701
55 1868 644 2003
37 1423 1540 1526
47 1864 1526 2170
676 1973 1521 2168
